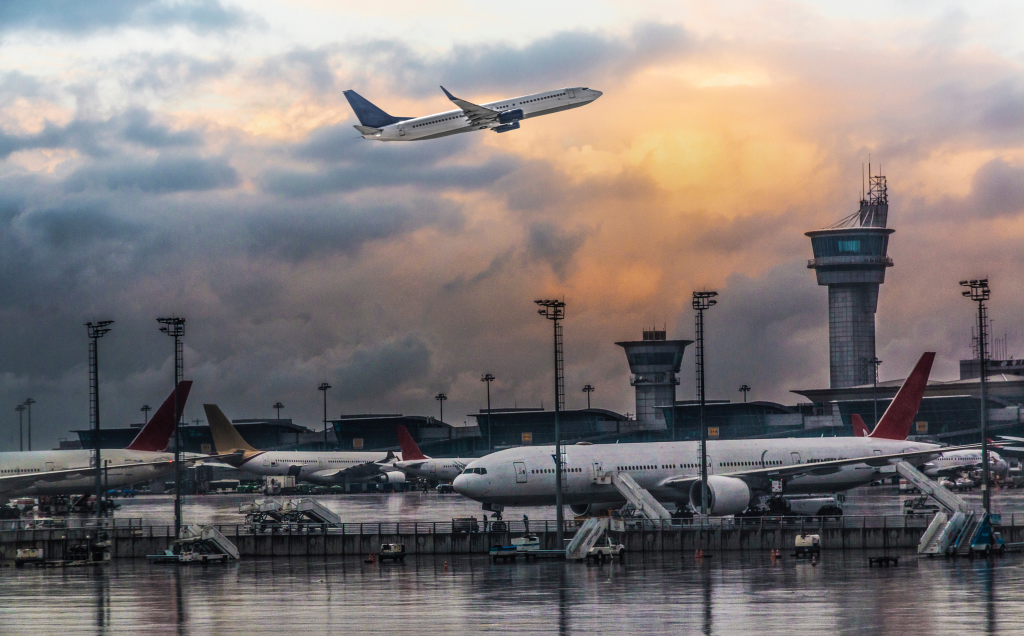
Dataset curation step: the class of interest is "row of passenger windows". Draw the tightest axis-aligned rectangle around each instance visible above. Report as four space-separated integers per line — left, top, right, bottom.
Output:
531 468 582 474
612 460 787 471
414 93 566 128
414 115 462 128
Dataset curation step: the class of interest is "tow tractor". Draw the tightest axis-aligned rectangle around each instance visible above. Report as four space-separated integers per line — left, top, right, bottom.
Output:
378 543 406 562
586 537 625 563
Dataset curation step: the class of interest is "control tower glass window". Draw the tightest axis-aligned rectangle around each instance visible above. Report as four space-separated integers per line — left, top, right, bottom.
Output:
838 240 860 252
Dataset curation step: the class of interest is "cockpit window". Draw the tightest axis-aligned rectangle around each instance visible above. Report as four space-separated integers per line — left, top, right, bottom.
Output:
461 467 487 475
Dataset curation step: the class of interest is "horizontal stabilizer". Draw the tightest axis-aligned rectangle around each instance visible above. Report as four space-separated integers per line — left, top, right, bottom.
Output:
354 124 382 135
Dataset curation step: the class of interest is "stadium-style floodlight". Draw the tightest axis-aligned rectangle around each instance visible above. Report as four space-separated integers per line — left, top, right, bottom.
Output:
534 298 567 545
141 404 152 424
739 384 751 403
480 374 495 451
692 290 718 516
23 398 36 452
157 316 185 539
272 402 284 420
865 357 882 429
86 320 114 518
318 382 332 451
961 278 992 515
582 384 595 409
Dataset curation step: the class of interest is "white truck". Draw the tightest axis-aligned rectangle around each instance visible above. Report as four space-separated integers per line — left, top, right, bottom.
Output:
586 537 625 562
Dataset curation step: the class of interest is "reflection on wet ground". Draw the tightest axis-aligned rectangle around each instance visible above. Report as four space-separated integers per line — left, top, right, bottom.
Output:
2 550 1023 635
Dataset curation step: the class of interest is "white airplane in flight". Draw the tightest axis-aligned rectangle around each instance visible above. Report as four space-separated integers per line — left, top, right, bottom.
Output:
851 413 1008 478
204 404 403 486
0 382 193 503
453 352 978 516
344 86 602 141
391 425 467 483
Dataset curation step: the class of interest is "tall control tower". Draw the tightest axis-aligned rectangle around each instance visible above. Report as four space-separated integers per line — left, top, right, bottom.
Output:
806 169 894 388
616 330 692 428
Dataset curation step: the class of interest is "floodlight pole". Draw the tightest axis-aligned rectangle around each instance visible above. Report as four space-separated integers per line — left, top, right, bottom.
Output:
481 375 495 451
693 290 718 516
141 404 151 424
582 384 594 409
24 398 35 451
318 383 331 451
15 405 25 451
961 278 992 515
435 393 447 424
739 385 750 403
535 299 566 546
157 317 185 539
272 402 284 420
866 357 882 429
86 320 114 518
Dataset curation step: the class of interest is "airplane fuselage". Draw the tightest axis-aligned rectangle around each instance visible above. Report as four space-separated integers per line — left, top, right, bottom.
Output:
236 451 396 484
394 457 467 483
922 450 1007 478
361 87 602 141
453 438 939 509
0 449 176 497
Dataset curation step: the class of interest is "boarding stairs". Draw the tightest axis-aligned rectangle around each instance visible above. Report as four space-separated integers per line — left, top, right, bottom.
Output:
952 515 983 556
182 525 240 560
894 461 974 556
565 517 609 560
596 471 672 521
283 498 341 526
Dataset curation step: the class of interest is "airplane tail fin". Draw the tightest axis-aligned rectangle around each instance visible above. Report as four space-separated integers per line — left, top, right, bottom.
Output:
125 381 192 452
851 414 870 437
396 425 429 460
343 90 409 128
203 404 259 454
869 352 935 440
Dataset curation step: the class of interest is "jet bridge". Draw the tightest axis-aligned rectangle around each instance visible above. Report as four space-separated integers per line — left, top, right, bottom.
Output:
595 471 672 520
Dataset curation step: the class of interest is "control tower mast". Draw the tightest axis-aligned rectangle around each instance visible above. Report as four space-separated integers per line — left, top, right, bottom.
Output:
806 167 894 388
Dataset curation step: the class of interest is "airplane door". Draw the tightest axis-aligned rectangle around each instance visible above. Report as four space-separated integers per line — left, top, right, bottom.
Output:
287 465 302 477
791 452 801 465
567 88 576 98
45 462 55 471
514 462 527 483
398 123 406 137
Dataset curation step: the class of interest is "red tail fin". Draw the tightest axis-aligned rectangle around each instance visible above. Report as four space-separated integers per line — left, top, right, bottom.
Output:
851 414 870 437
396 425 428 460
868 352 935 440
125 381 193 451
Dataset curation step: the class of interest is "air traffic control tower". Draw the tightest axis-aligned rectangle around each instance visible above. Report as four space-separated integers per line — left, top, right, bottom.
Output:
616 330 692 428
806 170 894 388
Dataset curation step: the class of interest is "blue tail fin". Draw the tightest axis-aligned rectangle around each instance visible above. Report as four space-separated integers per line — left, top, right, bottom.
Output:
343 90 409 128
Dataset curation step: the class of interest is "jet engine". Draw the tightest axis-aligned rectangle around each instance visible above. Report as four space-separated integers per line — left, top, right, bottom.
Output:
688 476 751 516
498 108 524 124
493 121 520 133
375 471 407 485
569 502 622 516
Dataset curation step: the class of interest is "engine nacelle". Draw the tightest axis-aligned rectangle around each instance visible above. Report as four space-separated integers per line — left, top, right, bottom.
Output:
498 108 524 124
688 476 751 516
493 121 520 134
375 471 406 485
570 502 621 516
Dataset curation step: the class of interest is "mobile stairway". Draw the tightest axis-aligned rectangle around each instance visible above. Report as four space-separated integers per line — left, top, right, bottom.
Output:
148 525 240 563
895 461 977 556
595 471 672 521
565 517 609 560
282 498 341 527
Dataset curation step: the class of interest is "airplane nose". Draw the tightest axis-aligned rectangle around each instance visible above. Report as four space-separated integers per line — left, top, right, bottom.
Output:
453 474 472 496
591 90 603 99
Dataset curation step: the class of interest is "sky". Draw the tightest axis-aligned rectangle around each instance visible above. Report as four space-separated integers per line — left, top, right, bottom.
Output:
2 0 1024 450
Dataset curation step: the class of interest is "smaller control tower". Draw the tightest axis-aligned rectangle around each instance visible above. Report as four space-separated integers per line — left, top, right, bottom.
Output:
806 168 894 389
616 330 692 429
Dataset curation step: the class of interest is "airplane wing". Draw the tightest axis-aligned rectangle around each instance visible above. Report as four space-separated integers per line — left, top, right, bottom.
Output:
440 86 498 126
659 444 981 491
0 459 175 494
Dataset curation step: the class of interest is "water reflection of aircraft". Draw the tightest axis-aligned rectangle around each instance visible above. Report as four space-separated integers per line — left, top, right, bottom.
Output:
454 353 980 516
391 425 466 483
204 404 401 485
0 382 192 503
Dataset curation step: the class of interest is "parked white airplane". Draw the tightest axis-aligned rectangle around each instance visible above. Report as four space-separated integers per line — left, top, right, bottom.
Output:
204 404 402 485
0 382 193 503
850 412 1008 478
391 425 467 483
453 352 976 516
344 86 602 141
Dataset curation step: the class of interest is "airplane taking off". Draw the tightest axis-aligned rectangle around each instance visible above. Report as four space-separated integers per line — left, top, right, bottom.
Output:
204 405 401 485
344 86 602 141
391 425 467 483
453 352 979 516
0 382 193 503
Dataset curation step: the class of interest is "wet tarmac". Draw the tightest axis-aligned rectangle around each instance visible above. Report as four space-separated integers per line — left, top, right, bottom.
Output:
2 549 1022 635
